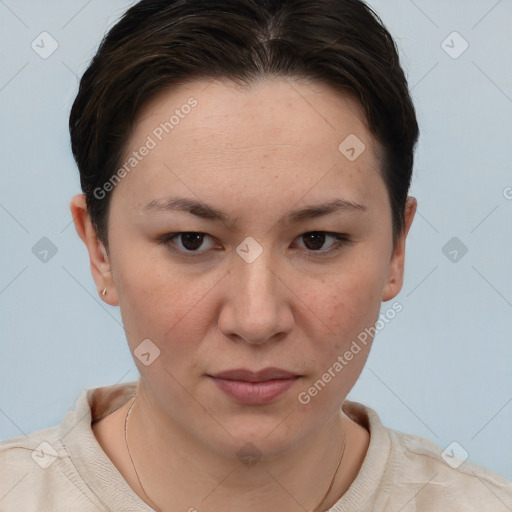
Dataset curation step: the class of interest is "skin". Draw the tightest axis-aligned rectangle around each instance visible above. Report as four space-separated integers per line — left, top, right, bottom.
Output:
71 76 416 511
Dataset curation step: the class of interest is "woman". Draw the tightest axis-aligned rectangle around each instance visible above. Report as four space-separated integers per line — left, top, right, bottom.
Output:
1 0 511 510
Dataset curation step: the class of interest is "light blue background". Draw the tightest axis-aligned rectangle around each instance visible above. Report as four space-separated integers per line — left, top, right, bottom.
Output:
1 0 511 482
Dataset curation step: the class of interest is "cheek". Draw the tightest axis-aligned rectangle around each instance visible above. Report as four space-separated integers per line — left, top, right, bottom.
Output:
111 244 218 357
294 263 385 413
317 257 387 346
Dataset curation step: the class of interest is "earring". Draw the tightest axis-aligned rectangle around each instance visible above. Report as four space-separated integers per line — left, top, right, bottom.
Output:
101 288 107 296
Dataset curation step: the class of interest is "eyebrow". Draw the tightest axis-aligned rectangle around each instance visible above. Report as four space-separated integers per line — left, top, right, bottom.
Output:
141 196 367 227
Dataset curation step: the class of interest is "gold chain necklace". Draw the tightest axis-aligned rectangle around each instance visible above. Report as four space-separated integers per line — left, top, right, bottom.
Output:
124 394 347 512
124 395 161 511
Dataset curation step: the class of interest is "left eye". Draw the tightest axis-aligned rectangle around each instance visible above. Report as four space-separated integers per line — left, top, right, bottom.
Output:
294 231 348 253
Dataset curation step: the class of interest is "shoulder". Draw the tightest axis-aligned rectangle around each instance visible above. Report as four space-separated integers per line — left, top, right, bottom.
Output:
386 427 512 510
0 425 106 511
341 400 512 511
0 383 140 511
0 423 63 473
0 387 113 511
0 425 89 510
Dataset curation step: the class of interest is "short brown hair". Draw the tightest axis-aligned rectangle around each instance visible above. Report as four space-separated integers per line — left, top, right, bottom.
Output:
69 0 419 249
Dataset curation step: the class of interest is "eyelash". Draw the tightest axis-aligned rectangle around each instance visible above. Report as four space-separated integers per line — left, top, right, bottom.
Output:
157 231 350 259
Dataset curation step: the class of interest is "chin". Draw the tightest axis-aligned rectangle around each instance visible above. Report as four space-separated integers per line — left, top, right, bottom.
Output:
219 431 301 462
202 411 309 460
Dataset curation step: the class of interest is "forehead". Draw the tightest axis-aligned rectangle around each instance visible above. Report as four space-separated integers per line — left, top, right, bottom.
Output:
112 77 385 214
132 76 375 153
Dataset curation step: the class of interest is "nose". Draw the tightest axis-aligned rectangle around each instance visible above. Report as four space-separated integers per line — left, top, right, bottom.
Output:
217 249 294 345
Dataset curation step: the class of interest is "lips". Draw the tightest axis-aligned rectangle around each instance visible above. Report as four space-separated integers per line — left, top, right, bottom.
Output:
210 367 299 382
208 367 301 405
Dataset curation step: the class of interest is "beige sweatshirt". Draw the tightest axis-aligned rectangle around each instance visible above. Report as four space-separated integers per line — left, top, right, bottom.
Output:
1 382 511 511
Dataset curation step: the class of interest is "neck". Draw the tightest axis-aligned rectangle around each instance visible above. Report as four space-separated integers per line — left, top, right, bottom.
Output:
113 381 369 512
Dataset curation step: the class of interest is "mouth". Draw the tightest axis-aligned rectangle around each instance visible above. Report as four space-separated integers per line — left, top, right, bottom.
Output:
207 367 302 405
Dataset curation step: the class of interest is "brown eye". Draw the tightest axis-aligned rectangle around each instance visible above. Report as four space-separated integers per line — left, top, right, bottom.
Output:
302 232 327 251
179 232 205 251
159 232 215 254
294 231 350 257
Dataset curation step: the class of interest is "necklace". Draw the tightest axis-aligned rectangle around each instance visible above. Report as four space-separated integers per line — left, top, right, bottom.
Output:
313 424 346 512
124 394 347 512
124 395 161 511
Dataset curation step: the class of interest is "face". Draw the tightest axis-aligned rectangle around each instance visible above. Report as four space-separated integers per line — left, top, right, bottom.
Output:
76 77 413 459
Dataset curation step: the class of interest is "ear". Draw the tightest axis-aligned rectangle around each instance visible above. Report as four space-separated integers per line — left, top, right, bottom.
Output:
70 194 119 306
382 196 417 302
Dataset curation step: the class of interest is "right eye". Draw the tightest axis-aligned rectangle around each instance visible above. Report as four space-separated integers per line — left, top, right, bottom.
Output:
158 232 217 255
